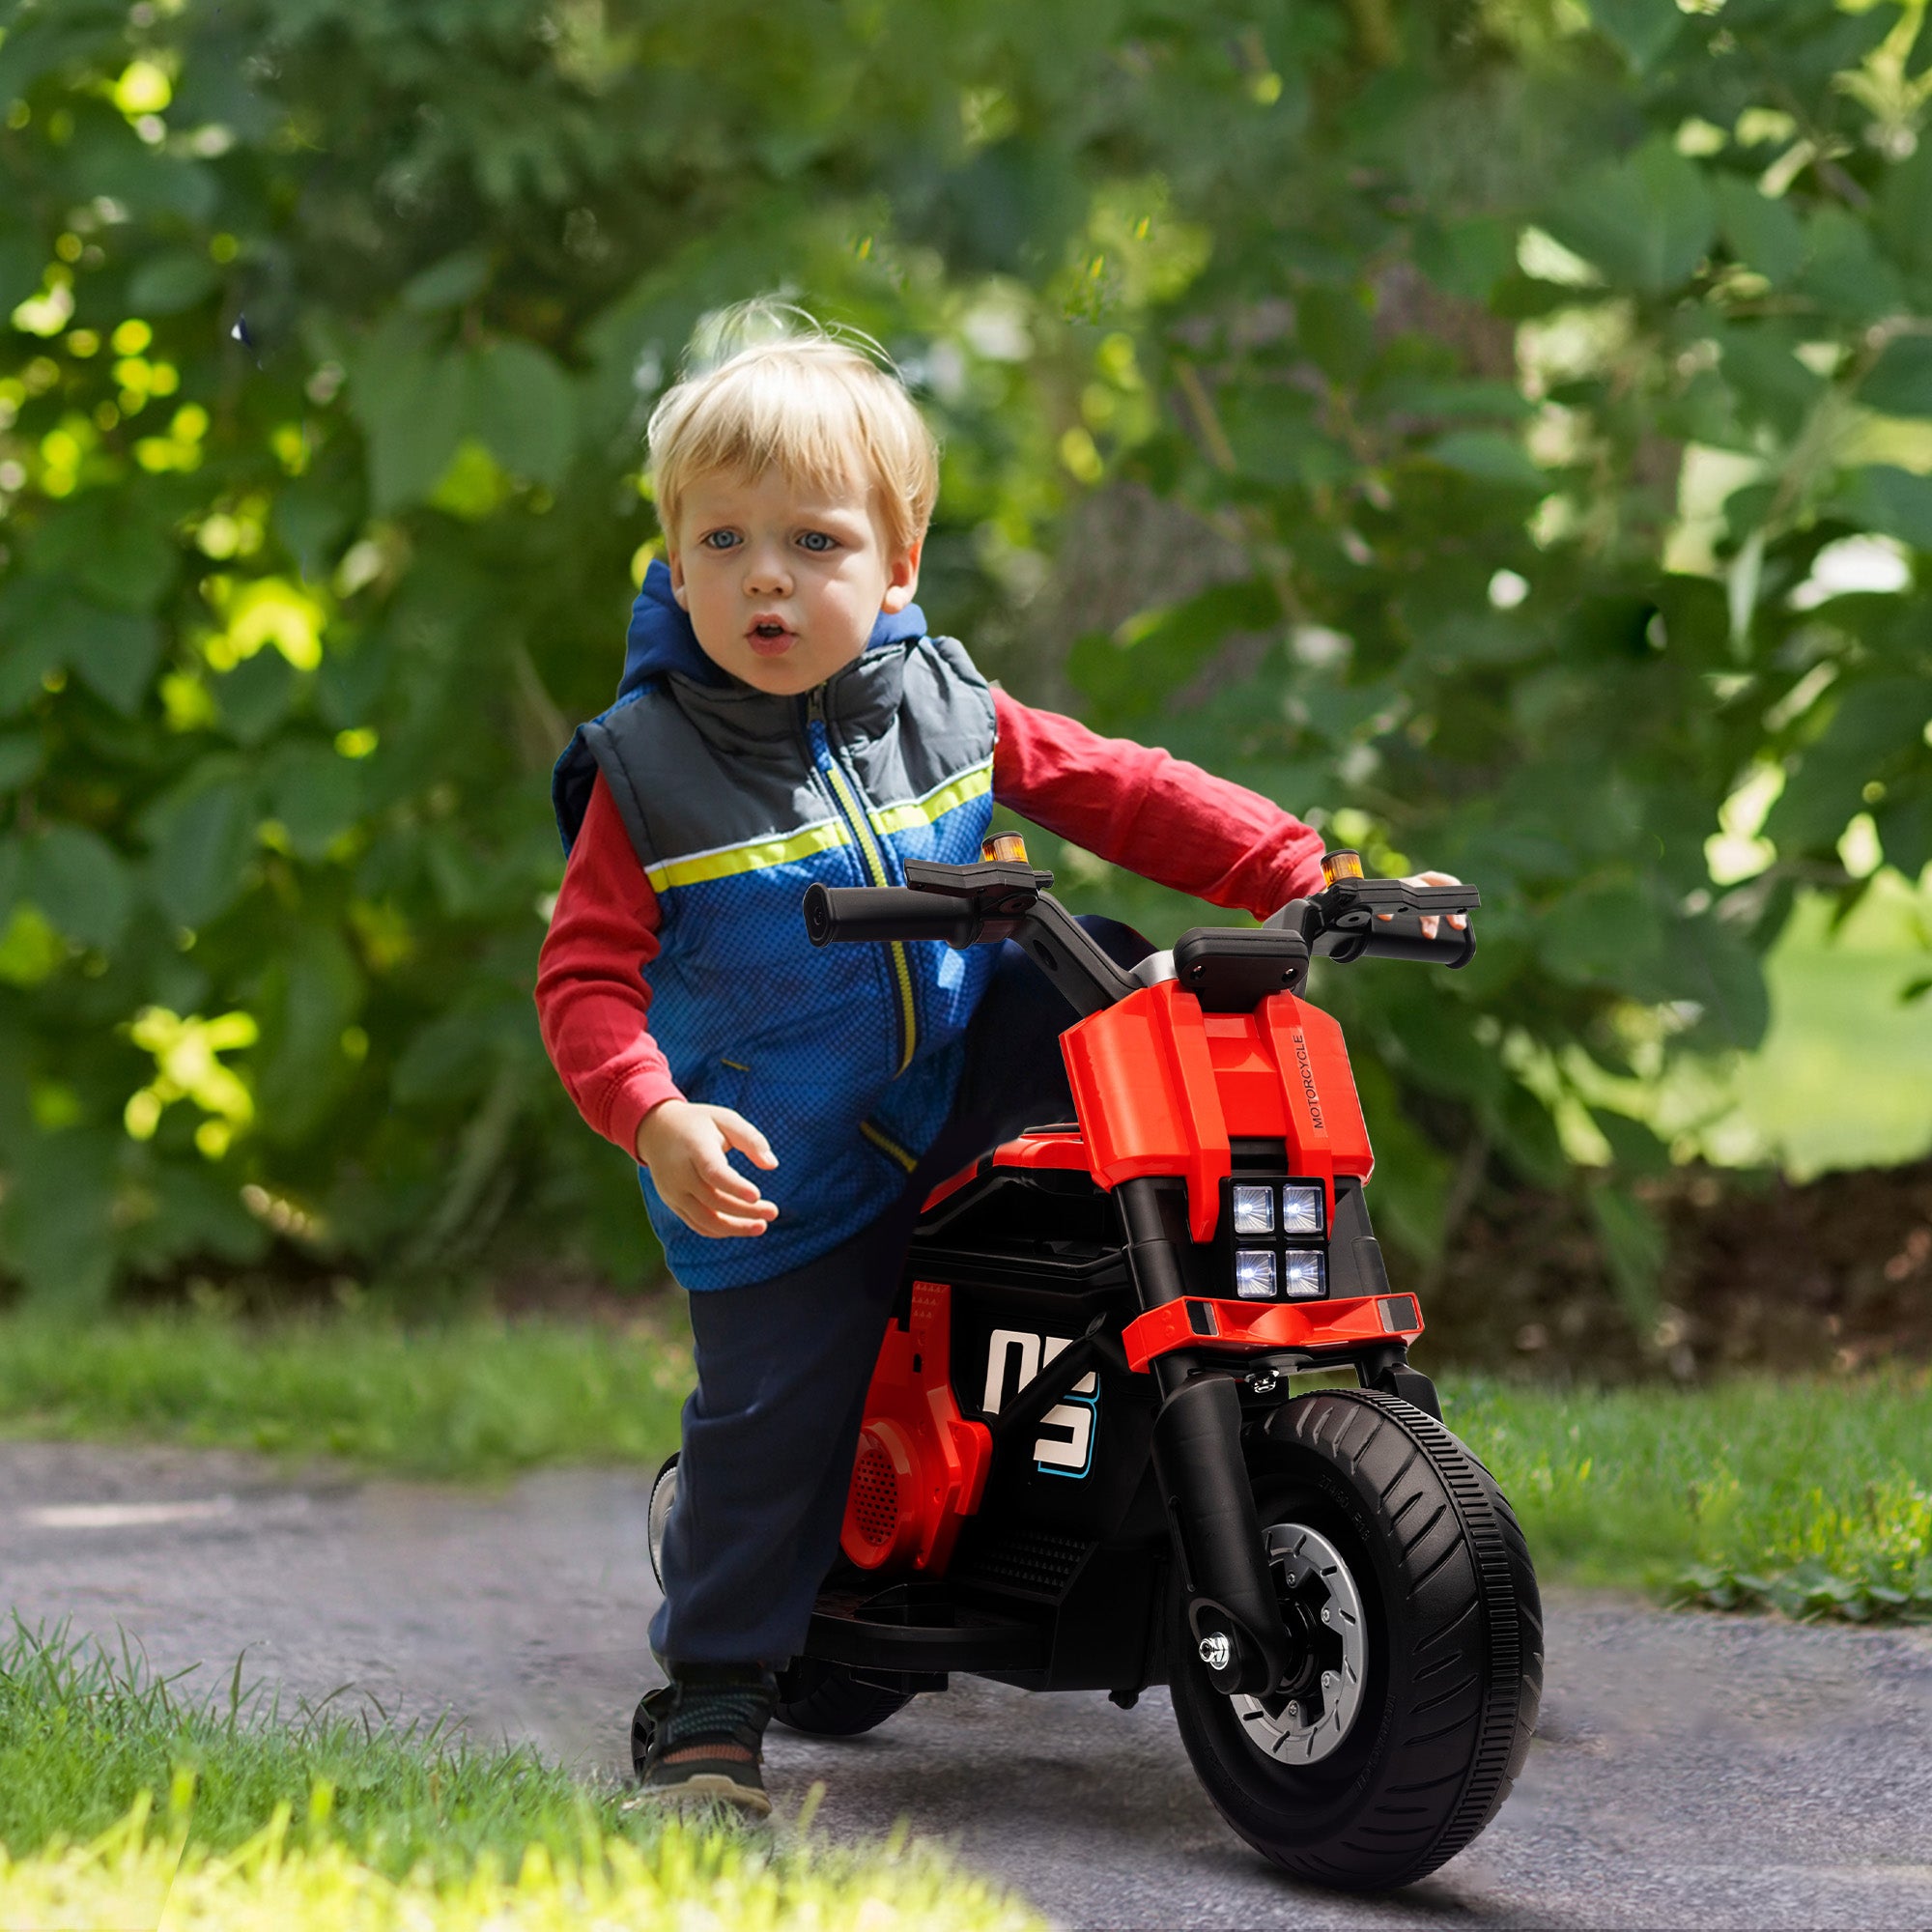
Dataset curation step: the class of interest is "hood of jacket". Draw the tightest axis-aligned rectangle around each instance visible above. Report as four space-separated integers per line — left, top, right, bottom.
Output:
618 557 928 699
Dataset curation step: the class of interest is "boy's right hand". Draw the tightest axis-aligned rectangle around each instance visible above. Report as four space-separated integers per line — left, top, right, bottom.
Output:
634 1100 779 1238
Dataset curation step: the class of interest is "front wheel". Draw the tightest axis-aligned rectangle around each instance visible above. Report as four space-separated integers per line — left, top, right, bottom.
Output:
1171 1389 1542 1892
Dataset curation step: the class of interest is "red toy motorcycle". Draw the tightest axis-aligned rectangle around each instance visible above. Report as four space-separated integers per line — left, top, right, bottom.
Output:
645 848 1542 1892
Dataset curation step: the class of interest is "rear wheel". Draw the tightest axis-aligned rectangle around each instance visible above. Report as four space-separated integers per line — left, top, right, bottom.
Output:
1170 1389 1542 1892
772 1655 914 1737
645 1454 678 1590
649 1454 912 1739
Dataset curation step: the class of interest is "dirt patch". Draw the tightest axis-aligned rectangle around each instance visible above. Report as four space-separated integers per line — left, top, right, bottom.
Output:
1419 1159 1932 1380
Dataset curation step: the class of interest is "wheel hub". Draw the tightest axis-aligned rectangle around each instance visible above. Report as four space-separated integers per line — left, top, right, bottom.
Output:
1228 1522 1367 1765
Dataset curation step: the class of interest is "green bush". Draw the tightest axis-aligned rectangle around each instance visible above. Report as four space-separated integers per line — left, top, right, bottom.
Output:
0 0 1926 1309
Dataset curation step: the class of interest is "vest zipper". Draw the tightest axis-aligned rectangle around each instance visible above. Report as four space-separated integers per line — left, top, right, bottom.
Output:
808 689 919 1077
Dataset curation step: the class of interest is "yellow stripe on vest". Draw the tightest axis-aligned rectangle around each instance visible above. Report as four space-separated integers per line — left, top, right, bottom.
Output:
867 758 994 839
644 816 849 892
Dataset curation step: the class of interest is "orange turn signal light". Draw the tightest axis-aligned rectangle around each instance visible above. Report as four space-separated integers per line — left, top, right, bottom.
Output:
981 833 1030 863
1321 848 1365 886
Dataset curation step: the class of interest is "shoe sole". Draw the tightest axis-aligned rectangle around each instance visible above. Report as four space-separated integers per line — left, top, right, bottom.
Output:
631 1773 772 1819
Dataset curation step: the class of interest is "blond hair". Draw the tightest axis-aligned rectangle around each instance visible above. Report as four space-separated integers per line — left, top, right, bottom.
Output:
647 303 939 559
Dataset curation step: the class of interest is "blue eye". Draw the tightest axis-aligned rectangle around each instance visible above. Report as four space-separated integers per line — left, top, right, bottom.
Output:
700 529 741 551
797 530 837 554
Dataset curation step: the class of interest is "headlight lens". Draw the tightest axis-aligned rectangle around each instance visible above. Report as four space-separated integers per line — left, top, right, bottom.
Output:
1234 1249 1278 1298
1282 1250 1326 1300
1232 1184 1275 1236
1281 1184 1324 1235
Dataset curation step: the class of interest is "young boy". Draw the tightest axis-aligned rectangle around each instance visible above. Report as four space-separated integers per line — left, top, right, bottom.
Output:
538 314 1447 1813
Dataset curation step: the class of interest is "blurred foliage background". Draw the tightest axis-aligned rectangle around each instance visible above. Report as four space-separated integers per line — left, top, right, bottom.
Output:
0 0 1927 1331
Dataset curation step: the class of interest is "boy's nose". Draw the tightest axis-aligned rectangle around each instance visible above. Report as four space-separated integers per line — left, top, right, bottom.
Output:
742 545 792 596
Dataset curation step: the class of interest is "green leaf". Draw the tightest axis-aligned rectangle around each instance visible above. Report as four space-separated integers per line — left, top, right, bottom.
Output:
1860 336 1932 419
1655 915 1770 1051
469 341 578 490
1297 284 1375 385
142 772 256 930
1766 676 1932 851
1066 578 1280 728
213 649 298 746
1590 1108 1672 1176
1411 216 1518 300
254 921 363 1145
271 478 359 579
1489 1081 1569 1189
34 592 163 715
1589 1181 1664 1330
0 233 43 312
1833 467 1932 551
127 249 222 316
1540 879 1663 986
1547 138 1716 292
0 731 43 792
392 1000 526 1106
1587 0 1686 71
0 1128 119 1313
348 313 469 515
1796 209 1902 321
1427 430 1546 491
0 9 121 101
32 496 179 611
1719 325 1825 440
1876 792 1932 880
120 1160 270 1271
264 741 362 861
402 248 492 313
1714 175 1805 285
25 824 131 952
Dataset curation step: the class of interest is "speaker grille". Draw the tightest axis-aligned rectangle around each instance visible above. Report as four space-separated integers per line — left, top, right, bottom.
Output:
850 1437 900 1549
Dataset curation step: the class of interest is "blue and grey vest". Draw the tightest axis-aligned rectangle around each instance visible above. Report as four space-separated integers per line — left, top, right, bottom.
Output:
552 566 997 1290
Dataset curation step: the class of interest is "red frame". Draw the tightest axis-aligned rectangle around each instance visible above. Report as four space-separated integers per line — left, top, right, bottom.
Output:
839 1280 991 1574
1059 981 1373 1241
1121 1291 1424 1375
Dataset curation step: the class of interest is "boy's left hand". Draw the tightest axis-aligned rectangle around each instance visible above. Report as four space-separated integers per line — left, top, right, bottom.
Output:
1401 870 1469 943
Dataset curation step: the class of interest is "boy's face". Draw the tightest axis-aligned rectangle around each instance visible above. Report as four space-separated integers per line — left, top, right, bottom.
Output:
667 466 921 696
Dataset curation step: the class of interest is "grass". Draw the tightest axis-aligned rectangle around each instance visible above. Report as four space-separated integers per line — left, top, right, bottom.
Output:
1 1310 1927 1621
0 1308 693 1477
1446 1373 1932 1621
0 1620 1040 1931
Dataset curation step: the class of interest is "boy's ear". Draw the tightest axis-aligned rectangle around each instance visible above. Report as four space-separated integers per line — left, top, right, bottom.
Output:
879 537 923 615
665 547 690 610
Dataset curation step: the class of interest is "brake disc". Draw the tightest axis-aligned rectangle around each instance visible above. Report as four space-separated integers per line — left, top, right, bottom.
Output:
1228 1521 1368 1766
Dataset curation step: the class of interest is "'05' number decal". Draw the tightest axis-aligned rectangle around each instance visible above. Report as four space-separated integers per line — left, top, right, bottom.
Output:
981 1329 1098 1479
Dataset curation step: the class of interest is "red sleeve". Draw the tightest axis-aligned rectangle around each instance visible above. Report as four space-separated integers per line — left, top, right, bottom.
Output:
534 772 682 1156
991 690 1326 920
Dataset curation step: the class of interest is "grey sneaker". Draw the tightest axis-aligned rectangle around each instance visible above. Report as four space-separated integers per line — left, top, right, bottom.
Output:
629 1667 777 1818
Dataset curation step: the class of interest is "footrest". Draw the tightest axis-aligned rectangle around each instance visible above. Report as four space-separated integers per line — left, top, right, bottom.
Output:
804 1582 1050 1674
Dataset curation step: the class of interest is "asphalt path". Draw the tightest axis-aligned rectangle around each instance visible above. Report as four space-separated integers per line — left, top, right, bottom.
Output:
5 1440 1930 1930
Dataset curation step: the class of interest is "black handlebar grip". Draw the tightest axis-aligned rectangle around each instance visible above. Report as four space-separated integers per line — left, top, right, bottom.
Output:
803 883 980 948
1352 920 1477 969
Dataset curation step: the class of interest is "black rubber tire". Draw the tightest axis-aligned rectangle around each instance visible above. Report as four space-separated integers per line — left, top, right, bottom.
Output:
646 1453 678 1592
771 1656 915 1737
1171 1388 1543 1893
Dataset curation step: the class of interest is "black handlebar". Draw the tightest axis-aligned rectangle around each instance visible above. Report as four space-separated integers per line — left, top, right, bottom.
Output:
1281 879 1480 970
803 885 984 948
803 853 1479 1019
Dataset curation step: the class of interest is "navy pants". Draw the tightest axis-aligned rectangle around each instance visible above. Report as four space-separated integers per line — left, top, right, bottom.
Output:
651 918 1149 1665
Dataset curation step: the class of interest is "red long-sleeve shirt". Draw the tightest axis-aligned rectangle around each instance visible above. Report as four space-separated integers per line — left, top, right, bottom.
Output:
535 691 1325 1157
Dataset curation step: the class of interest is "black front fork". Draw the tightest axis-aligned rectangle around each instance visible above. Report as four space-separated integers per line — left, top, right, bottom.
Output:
1119 1178 1291 1697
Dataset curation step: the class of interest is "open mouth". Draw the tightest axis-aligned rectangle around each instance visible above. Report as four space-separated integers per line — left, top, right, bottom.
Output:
748 619 795 657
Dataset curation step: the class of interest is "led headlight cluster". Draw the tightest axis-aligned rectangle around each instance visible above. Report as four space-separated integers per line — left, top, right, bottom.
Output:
1228 1180 1328 1300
